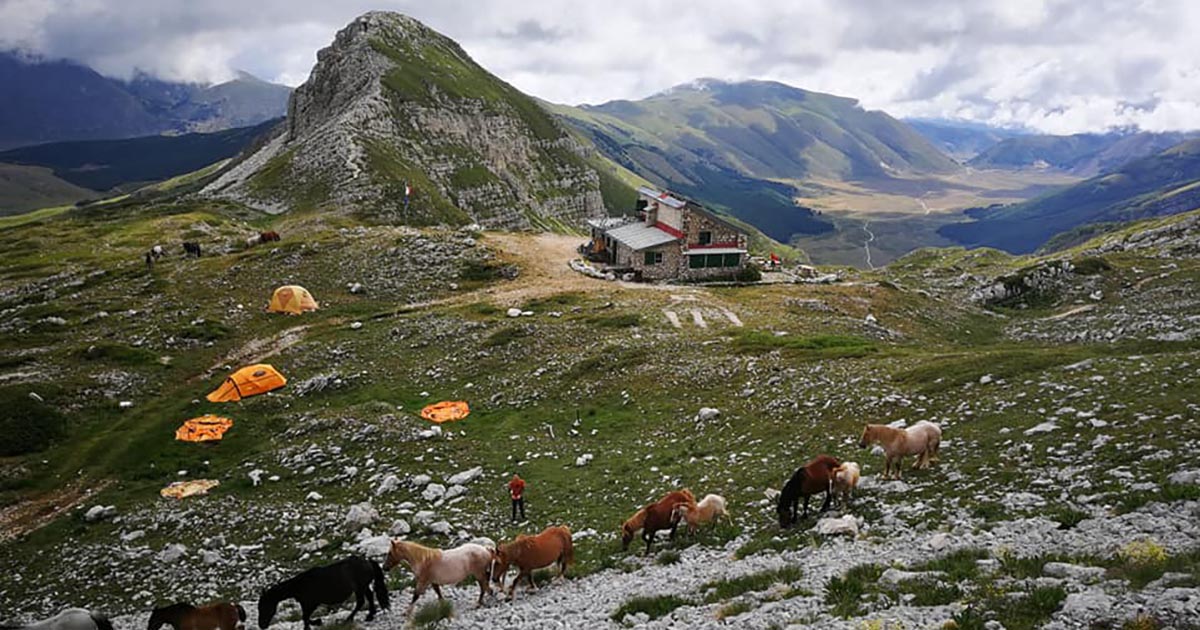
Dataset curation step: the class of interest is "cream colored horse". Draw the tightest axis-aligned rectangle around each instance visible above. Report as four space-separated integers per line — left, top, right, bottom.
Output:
859 421 941 479
673 494 729 534
383 540 493 612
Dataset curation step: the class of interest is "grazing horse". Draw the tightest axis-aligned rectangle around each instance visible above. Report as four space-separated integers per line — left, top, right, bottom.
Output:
257 556 388 630
383 540 493 612
151 245 165 259
148 602 244 630
490 525 574 600
259 231 281 243
674 493 729 535
621 489 696 555
182 242 202 258
0 609 113 630
859 421 942 480
831 462 861 508
777 455 841 528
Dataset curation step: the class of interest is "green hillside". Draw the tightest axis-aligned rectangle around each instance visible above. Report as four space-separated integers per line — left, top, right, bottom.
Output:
942 139 1200 253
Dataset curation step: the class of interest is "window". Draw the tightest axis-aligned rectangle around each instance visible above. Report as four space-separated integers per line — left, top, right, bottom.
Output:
698 231 712 245
723 253 741 267
643 251 663 265
706 254 724 267
689 255 705 269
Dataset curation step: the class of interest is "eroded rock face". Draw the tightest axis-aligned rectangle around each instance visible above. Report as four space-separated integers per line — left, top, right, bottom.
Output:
204 11 606 229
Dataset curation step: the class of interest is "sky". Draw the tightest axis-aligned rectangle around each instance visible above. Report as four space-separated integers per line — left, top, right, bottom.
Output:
3 0 1200 134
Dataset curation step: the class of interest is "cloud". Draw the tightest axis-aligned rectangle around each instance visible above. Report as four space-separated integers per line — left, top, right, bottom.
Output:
1 0 1199 133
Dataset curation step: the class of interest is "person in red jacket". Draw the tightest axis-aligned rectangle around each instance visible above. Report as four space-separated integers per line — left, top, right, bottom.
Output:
508 473 526 522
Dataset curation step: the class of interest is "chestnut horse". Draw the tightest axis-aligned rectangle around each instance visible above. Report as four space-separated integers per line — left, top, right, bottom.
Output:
777 455 841 528
859 421 942 479
490 525 574 600
383 540 493 612
148 602 245 630
621 489 695 555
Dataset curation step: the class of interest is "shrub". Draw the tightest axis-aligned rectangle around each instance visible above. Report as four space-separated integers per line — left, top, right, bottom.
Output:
413 599 454 627
825 564 883 618
0 387 69 456
735 265 762 282
716 601 753 619
655 550 681 566
703 565 803 603
610 595 693 622
1071 256 1112 275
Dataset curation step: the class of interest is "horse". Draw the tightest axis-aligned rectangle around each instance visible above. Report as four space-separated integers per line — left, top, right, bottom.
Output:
257 556 388 630
0 609 113 630
674 493 728 535
831 462 861 508
777 455 841 528
151 245 165 259
621 489 696 555
490 525 573 600
383 540 493 612
182 242 202 258
259 231 281 243
859 421 942 479
147 602 244 630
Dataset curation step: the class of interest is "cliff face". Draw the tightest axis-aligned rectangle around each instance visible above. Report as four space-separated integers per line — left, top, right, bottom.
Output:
205 11 606 227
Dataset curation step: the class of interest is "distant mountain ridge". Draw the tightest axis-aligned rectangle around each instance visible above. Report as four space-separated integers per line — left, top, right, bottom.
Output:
552 79 960 243
968 130 1200 176
941 138 1200 253
0 51 290 150
905 118 1026 160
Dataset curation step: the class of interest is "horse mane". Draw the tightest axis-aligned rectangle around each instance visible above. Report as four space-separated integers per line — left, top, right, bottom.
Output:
623 507 648 532
393 540 441 567
154 603 195 614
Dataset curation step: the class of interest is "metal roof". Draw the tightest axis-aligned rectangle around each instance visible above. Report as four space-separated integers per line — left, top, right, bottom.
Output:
685 247 746 255
587 217 634 229
606 222 679 251
637 186 686 209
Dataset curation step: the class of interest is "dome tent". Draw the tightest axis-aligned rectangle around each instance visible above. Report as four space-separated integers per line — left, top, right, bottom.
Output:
206 364 286 402
267 285 319 315
420 401 470 423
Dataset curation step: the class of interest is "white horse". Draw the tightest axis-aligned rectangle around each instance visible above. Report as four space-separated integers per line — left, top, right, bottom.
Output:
384 540 494 612
1 608 113 630
674 493 729 534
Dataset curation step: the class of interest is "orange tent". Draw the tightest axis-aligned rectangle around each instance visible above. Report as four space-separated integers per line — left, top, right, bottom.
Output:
420 401 470 423
160 479 220 499
206 364 286 402
175 415 234 442
267 285 319 315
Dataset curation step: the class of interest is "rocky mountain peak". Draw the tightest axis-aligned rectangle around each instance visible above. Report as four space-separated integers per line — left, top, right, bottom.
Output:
206 11 609 227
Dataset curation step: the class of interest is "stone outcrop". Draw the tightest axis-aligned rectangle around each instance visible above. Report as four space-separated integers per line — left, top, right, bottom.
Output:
203 11 607 229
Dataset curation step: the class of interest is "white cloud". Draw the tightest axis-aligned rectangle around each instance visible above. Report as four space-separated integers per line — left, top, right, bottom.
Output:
2 0 1199 133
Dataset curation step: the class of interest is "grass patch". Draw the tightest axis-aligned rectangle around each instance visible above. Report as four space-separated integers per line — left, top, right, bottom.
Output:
412 598 454 627
1108 543 1200 589
897 578 961 606
1048 506 1091 529
177 319 231 342
78 342 158 366
731 331 877 358
702 565 803 603
825 563 884 618
953 585 1066 630
584 313 641 328
611 594 693 622
655 550 681 566
484 326 531 347
0 387 69 456
1116 484 1200 514
716 601 754 619
912 548 989 582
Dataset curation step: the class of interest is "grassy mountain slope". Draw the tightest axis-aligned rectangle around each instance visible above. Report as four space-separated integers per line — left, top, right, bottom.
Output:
969 131 1199 176
0 120 276 193
553 79 961 244
0 164 97 215
941 139 1200 253
0 196 1197 625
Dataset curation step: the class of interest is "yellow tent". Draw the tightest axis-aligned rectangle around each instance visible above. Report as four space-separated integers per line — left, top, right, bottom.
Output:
420 401 470 423
267 285 319 315
175 415 234 442
206 364 286 402
161 479 220 499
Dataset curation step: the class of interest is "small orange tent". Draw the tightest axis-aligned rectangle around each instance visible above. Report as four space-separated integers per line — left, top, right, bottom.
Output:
160 479 220 499
175 415 234 442
206 364 286 402
267 285 319 315
420 401 470 423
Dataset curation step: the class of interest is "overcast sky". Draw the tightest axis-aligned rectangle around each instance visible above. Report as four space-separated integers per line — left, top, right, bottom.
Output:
3 0 1199 134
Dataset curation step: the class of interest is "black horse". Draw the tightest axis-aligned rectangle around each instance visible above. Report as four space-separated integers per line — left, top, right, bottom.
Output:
776 455 840 528
182 242 202 258
258 556 389 629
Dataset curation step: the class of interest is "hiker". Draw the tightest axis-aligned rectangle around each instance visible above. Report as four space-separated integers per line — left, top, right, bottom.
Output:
508 474 526 522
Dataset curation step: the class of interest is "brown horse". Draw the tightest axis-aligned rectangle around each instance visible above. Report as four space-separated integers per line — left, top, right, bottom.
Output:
777 455 841 528
490 525 574 600
621 489 696 554
859 421 942 479
148 602 245 630
259 231 281 243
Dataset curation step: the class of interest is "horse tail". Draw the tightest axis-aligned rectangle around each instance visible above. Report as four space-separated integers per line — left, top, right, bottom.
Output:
90 613 115 630
370 559 390 610
236 604 247 622
561 528 575 567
